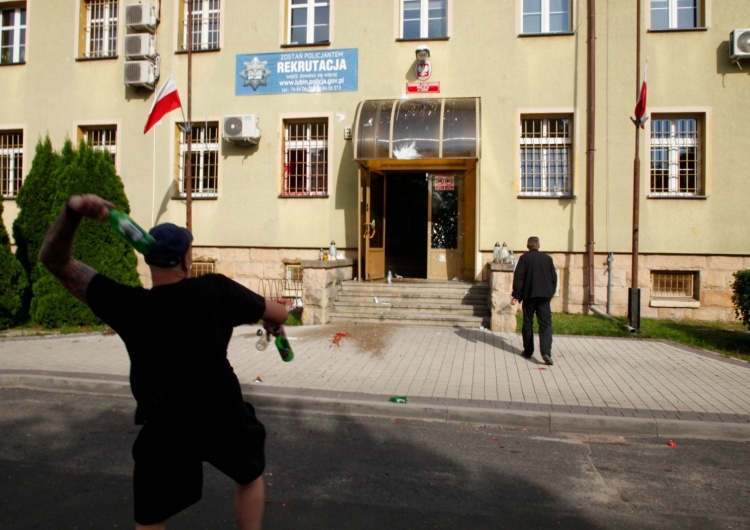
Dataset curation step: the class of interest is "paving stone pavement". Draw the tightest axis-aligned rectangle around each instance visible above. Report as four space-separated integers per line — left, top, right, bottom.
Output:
1 323 749 440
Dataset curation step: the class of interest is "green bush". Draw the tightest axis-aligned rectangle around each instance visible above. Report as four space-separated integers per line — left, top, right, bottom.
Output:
0 198 28 329
731 270 750 330
30 140 141 328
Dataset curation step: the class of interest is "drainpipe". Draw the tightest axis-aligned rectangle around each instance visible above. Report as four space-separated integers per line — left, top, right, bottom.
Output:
585 0 596 309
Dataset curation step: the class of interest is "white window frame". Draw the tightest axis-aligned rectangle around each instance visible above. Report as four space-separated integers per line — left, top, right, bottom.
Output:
287 0 330 45
0 129 23 198
519 115 573 197
83 0 118 58
178 122 220 198
520 0 571 35
181 0 221 51
282 118 329 197
649 0 703 31
648 114 704 197
399 0 447 40
0 5 26 64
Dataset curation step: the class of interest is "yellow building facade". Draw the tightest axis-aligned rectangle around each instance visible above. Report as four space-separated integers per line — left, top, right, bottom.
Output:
1 0 749 322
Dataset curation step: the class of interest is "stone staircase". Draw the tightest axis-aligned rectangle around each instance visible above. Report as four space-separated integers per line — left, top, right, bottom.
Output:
330 280 491 328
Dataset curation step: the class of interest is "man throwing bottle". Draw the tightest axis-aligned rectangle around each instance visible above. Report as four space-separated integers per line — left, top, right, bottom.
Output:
40 194 288 529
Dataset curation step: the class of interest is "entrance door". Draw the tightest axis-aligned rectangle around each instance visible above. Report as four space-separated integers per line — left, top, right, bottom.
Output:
428 173 463 280
361 170 385 280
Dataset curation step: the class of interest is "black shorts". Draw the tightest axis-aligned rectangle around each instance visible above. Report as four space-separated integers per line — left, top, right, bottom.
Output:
131 402 266 525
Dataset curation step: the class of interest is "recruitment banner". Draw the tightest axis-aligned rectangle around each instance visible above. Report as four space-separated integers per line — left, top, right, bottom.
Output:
235 48 358 96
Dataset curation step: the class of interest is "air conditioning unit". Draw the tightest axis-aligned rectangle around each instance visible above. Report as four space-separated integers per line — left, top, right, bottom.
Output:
729 28 750 60
223 115 261 144
124 33 156 60
123 60 158 89
125 4 157 33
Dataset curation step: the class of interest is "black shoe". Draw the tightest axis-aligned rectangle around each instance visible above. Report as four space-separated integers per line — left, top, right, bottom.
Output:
522 351 534 359
542 355 554 366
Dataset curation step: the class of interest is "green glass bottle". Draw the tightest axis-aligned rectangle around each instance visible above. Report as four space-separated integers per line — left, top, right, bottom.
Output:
106 206 155 255
275 335 294 362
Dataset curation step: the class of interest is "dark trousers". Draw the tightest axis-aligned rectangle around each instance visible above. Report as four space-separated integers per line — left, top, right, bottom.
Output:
521 297 553 357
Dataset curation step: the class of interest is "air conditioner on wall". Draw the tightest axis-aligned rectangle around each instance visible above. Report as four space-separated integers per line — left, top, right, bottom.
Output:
125 4 157 33
123 60 158 88
729 28 750 61
223 115 261 144
124 33 156 60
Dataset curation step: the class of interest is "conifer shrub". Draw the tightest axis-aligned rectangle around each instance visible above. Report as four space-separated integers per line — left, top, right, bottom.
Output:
0 198 28 329
731 270 750 331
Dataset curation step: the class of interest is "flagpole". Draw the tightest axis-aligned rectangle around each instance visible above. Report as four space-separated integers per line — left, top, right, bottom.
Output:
628 0 642 331
185 7 193 232
152 129 156 226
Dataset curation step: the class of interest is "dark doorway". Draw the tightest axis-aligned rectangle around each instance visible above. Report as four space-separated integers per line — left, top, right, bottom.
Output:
385 172 428 278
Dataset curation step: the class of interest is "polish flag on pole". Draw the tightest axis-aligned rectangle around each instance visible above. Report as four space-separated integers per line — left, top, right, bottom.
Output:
143 74 182 134
632 60 648 129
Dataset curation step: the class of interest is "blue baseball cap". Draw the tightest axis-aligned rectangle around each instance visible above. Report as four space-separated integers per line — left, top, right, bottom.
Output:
144 223 193 268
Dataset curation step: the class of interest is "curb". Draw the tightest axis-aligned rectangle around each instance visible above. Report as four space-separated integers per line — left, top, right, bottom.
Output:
3 373 749 441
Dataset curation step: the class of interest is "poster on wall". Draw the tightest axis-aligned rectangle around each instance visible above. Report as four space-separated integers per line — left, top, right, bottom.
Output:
235 48 358 96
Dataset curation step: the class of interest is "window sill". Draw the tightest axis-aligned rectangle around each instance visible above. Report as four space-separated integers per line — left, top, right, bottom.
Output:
648 194 707 199
650 299 700 308
395 37 450 42
0 61 26 66
174 195 218 200
279 194 330 199
176 48 221 55
75 56 118 62
281 42 331 48
648 27 708 33
518 32 575 38
517 193 575 199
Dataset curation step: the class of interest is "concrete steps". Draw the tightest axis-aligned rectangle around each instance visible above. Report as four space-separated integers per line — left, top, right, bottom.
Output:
330 280 491 328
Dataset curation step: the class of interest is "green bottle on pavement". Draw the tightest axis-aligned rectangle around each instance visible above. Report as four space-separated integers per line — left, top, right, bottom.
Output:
106 206 155 254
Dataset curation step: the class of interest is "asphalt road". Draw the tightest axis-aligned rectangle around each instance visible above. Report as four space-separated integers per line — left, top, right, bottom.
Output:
1 388 748 530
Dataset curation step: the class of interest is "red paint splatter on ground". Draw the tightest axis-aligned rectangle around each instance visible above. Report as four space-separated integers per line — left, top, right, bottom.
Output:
538 367 547 371
332 332 350 347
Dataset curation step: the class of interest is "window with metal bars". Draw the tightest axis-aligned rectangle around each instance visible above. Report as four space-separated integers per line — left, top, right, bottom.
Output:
80 125 117 165
522 0 571 34
287 0 329 45
650 115 703 196
0 130 23 198
180 0 221 51
401 0 447 39
1 4 26 64
519 116 572 196
283 119 328 197
650 0 702 30
81 0 118 58
190 260 215 278
651 271 697 299
178 122 219 198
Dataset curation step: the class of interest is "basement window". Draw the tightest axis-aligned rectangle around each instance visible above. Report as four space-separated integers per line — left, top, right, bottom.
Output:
190 260 215 278
650 271 700 308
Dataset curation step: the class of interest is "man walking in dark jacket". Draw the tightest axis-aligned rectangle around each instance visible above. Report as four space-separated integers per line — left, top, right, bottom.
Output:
511 236 557 365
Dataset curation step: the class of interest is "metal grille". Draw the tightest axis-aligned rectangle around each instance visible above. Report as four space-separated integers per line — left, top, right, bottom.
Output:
85 0 118 58
284 119 328 196
179 123 219 198
81 126 116 164
0 130 23 198
182 0 221 51
1 6 26 64
651 272 695 298
190 261 215 278
520 116 571 196
650 116 702 196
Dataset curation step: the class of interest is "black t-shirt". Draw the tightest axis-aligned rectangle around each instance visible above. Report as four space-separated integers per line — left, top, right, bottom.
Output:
87 273 266 430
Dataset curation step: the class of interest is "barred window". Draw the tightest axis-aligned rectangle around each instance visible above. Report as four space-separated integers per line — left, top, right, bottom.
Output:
80 0 118 58
190 260 215 278
0 130 23 198
650 115 703 196
180 0 221 51
287 0 329 45
178 122 219 198
401 0 447 39
1 4 26 64
519 116 572 196
80 125 116 165
651 271 697 299
283 119 328 197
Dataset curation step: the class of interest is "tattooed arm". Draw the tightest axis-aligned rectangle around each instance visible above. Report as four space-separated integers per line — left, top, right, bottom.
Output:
39 195 112 304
